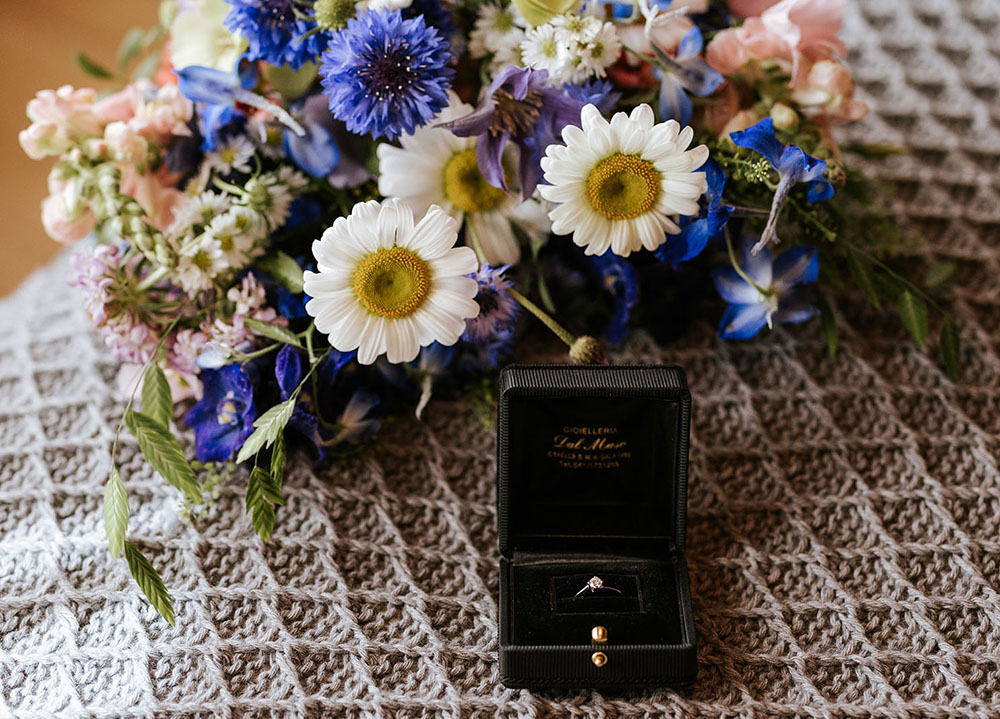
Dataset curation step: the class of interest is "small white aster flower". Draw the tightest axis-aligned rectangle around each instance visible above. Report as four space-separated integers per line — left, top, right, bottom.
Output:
538 103 709 257
470 2 527 59
520 23 573 82
240 167 308 228
206 212 258 271
304 199 480 365
377 93 547 266
167 191 231 237
174 233 227 293
206 135 255 175
571 17 622 80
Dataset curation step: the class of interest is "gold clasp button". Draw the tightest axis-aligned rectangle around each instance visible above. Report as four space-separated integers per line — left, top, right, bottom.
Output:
591 651 608 667
591 625 608 643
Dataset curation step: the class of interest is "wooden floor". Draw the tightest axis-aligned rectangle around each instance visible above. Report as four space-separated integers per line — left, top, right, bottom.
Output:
0 0 160 295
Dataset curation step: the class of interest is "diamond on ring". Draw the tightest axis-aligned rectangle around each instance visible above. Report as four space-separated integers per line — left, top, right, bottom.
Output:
574 575 622 596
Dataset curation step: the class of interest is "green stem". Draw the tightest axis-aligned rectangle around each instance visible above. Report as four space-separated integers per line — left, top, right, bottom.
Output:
843 240 945 314
137 265 169 291
508 288 576 348
464 219 488 266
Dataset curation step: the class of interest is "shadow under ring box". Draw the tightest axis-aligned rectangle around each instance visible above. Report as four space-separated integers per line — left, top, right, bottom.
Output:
497 364 696 689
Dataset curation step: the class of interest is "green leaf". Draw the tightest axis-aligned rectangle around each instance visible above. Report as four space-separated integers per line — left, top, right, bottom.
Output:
816 294 839 358
141 364 173 428
940 317 961 381
847 252 881 310
244 318 303 348
245 467 280 542
925 260 958 291
897 289 928 347
75 51 113 79
125 410 202 502
103 468 129 559
116 27 146 71
123 542 175 625
131 53 160 81
255 251 304 294
249 493 276 543
236 399 296 464
270 432 286 488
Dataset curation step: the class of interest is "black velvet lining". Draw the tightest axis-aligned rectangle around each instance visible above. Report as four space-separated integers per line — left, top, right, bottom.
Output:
509 558 683 646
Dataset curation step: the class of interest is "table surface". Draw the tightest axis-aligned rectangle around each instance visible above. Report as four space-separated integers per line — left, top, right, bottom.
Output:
2 1 1000 717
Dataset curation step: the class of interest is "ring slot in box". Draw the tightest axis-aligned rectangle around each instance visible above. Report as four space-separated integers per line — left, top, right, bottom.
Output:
497 364 696 689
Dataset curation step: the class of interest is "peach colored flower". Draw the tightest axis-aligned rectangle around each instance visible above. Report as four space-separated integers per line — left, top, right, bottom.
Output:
19 85 103 159
728 0 781 17
41 193 96 243
119 165 186 231
129 81 193 142
791 59 869 125
93 86 139 124
707 0 847 87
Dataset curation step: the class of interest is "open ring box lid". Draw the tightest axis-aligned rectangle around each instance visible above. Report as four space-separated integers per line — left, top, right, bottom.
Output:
497 365 696 689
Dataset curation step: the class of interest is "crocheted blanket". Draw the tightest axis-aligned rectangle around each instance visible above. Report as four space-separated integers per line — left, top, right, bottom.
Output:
2 0 999 716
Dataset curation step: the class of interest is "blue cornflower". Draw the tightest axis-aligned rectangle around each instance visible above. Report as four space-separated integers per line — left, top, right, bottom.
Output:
730 118 835 253
712 240 819 339
319 9 453 141
402 0 456 38
656 158 731 263
223 0 327 69
653 27 724 127
462 265 519 344
437 65 584 200
584 252 639 345
563 79 621 116
184 364 257 462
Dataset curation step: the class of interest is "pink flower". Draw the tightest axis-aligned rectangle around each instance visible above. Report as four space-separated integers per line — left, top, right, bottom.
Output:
93 85 138 123
41 194 96 244
129 81 193 142
19 85 103 159
728 0 781 17
708 0 847 87
105 121 149 164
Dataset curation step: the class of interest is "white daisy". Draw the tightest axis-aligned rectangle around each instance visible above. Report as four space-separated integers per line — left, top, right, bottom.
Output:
377 93 548 266
304 199 480 365
174 233 227 294
538 103 709 257
470 2 527 63
521 23 573 82
167 191 231 237
206 135 255 175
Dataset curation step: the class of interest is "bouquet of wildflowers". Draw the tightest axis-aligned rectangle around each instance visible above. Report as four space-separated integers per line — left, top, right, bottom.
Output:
20 0 959 622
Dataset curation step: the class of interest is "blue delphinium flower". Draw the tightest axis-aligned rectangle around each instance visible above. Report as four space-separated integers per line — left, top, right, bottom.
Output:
184 364 257 462
712 240 819 339
653 27 724 126
223 0 327 69
282 93 340 178
656 158 731 263
326 391 381 445
319 9 454 141
462 265 519 344
584 252 639 345
730 118 835 253
437 65 584 200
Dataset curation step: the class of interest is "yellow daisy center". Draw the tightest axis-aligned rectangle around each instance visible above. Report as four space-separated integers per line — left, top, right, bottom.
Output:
585 153 661 221
351 246 432 319
442 147 507 214
218 233 234 252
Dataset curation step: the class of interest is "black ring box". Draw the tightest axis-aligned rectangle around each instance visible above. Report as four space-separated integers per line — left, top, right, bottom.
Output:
497 364 696 689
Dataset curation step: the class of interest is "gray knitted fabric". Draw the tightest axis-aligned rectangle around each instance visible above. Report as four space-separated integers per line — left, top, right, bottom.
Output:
2 0 1000 716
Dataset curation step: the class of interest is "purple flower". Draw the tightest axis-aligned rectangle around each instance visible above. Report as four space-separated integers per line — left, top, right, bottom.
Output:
183 364 257 462
712 241 819 340
437 66 583 200
583 252 639 345
730 118 834 253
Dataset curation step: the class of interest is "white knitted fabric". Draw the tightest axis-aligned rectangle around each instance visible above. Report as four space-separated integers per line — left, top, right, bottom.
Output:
2 0 1000 716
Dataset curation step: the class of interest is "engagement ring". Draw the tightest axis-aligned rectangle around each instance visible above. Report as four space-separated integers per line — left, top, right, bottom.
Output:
574 576 622 596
